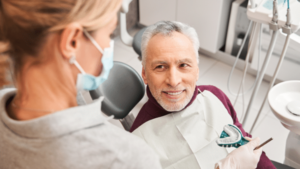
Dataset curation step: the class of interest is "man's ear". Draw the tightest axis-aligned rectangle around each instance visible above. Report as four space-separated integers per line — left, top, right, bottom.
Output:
59 23 83 60
142 66 148 85
196 66 199 82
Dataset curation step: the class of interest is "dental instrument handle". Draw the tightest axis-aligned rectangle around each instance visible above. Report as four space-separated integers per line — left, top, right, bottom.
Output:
234 23 262 120
242 30 279 126
243 0 280 125
286 8 291 27
272 0 279 24
249 6 292 133
254 138 273 150
250 34 291 134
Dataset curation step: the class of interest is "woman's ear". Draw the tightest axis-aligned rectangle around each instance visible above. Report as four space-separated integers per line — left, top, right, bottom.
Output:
59 23 83 60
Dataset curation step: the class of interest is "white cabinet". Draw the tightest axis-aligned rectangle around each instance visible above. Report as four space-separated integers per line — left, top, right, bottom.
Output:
139 0 233 53
139 0 177 26
177 0 232 53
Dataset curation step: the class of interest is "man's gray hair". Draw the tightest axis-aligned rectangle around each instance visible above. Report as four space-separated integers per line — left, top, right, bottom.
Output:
141 21 200 67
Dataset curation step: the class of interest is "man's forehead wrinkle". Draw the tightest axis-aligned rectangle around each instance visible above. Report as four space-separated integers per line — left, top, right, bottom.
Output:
147 44 176 60
177 58 193 64
151 60 168 66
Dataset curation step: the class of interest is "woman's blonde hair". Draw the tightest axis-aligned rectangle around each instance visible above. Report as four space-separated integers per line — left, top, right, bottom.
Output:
0 0 122 87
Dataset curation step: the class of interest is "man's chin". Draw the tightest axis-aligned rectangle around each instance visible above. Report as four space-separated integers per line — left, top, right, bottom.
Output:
166 98 182 103
154 88 194 112
159 101 187 112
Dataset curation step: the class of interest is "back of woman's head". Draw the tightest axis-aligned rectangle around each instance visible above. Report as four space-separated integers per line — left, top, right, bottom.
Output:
0 0 121 88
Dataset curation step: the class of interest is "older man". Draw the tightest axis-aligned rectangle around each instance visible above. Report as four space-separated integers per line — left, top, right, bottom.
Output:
130 21 275 169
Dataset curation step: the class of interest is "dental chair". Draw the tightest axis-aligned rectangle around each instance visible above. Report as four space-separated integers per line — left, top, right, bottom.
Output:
90 61 145 131
272 160 295 169
132 27 147 58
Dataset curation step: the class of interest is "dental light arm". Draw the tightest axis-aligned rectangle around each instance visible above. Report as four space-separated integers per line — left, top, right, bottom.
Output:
120 0 134 46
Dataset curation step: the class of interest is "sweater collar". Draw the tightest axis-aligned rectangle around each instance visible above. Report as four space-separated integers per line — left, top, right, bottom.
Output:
145 86 199 117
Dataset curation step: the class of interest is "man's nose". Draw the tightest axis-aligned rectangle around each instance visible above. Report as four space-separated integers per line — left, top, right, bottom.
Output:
166 67 181 88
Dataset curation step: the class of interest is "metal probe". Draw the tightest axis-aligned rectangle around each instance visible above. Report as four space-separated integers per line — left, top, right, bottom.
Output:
254 138 273 150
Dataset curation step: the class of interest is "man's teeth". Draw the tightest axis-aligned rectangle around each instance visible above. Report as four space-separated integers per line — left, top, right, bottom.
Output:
166 91 183 96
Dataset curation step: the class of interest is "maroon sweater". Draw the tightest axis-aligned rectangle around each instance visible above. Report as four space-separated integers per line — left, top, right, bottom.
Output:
131 85 275 169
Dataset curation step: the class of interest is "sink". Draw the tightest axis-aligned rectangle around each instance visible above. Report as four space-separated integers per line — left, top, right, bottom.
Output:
268 81 300 129
268 81 300 168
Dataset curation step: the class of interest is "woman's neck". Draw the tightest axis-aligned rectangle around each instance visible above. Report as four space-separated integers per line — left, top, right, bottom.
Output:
8 49 78 120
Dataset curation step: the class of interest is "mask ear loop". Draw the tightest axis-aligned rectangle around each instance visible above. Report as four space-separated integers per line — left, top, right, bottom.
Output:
69 54 86 74
82 29 104 54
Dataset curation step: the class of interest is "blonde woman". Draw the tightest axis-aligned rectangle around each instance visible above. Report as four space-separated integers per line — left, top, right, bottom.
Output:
0 0 161 168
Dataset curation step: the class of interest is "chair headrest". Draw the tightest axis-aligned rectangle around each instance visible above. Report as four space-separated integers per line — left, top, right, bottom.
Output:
90 61 145 119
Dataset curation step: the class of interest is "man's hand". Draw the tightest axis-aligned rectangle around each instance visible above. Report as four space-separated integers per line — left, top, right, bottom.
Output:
215 137 263 169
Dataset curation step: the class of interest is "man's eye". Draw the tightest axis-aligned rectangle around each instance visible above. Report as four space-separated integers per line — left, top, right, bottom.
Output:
180 63 188 67
156 65 165 69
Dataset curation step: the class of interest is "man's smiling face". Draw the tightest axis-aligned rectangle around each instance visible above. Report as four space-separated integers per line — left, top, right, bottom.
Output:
142 31 199 112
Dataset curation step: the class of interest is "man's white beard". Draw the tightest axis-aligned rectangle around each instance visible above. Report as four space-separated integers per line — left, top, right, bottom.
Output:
155 91 193 112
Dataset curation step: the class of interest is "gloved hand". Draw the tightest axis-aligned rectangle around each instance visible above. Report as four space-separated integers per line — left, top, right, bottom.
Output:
215 137 263 169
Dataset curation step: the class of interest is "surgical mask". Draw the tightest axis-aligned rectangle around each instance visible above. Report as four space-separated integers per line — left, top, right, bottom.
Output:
70 30 114 91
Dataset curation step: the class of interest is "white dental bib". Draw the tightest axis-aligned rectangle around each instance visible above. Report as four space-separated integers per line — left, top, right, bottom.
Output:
133 91 234 169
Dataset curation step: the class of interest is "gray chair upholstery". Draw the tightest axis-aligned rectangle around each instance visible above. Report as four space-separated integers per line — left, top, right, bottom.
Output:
133 27 147 57
271 160 295 169
90 61 145 130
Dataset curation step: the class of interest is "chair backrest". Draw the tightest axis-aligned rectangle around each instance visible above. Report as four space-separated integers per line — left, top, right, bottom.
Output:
271 160 295 169
133 27 147 57
90 61 145 119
